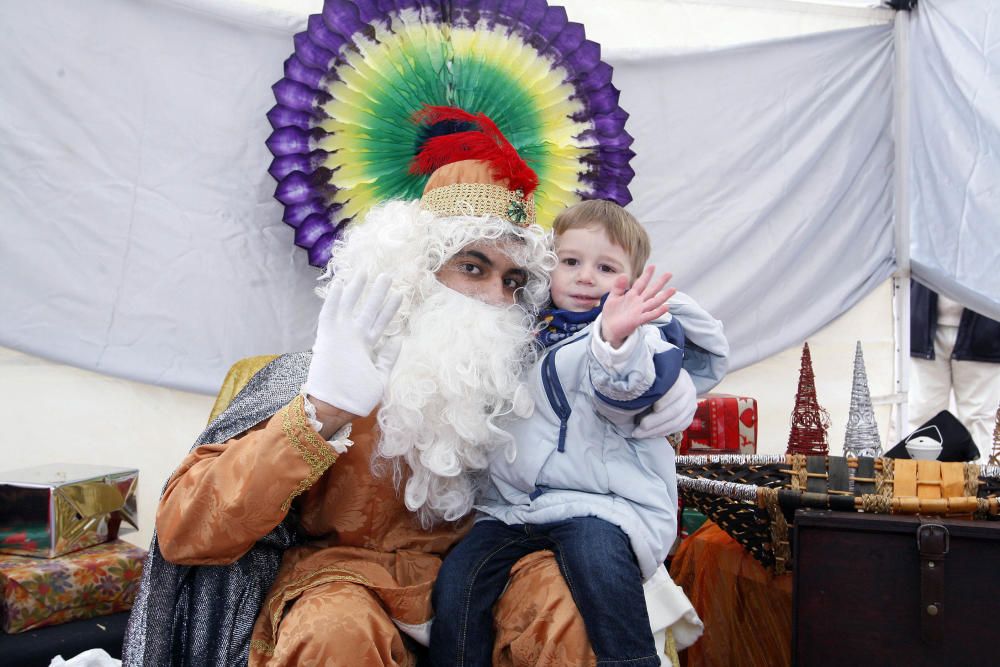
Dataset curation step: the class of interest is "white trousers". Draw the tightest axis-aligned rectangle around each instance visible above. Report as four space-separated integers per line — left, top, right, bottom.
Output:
909 325 1000 458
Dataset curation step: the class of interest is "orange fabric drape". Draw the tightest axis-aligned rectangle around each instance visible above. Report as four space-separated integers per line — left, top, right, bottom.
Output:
670 522 792 667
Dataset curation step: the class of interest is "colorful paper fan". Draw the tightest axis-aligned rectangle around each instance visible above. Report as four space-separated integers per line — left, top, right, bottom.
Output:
266 0 636 267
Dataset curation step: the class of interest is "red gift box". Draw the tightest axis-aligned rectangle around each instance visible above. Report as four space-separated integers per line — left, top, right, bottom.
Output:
679 394 758 455
0 539 146 633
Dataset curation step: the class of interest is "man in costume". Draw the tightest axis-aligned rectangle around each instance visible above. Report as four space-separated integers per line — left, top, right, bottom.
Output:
909 280 1000 457
123 114 713 666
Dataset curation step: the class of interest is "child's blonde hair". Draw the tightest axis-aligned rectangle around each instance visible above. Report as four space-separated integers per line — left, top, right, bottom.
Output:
552 200 650 279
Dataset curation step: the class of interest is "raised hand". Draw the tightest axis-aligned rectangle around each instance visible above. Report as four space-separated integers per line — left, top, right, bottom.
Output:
305 272 404 419
600 266 675 349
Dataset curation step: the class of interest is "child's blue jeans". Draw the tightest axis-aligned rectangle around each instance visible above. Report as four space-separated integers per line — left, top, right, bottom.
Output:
429 516 660 667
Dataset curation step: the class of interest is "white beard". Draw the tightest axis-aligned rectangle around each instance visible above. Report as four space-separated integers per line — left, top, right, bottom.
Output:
375 282 538 527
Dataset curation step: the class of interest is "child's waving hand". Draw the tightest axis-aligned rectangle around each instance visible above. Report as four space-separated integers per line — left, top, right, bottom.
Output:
600 266 676 349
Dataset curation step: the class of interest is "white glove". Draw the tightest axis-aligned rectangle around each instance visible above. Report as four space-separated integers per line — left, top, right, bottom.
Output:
304 272 403 418
633 368 697 438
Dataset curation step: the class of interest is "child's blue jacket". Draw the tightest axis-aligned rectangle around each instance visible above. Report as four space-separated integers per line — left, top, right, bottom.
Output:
476 294 728 580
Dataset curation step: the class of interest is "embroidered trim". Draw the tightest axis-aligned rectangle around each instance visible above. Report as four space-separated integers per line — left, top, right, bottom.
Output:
279 395 339 511
249 638 275 656
420 182 535 227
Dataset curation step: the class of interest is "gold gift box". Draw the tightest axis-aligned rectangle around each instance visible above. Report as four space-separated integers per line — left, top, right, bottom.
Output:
0 464 138 559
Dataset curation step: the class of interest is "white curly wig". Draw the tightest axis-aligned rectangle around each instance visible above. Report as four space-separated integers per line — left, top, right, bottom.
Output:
321 200 554 323
319 200 556 526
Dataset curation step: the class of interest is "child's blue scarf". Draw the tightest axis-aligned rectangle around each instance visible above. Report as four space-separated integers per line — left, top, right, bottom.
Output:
537 297 606 348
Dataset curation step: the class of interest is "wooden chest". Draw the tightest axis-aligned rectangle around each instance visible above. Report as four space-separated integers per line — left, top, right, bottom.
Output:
793 510 1000 667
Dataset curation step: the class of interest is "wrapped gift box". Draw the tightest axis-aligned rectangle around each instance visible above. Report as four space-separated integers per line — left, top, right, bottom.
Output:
0 539 146 633
679 395 758 455
669 506 710 557
0 464 138 558
679 507 709 540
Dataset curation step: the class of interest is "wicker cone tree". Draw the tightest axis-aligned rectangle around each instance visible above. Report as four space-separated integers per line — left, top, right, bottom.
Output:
843 341 882 458
988 402 1000 467
787 342 832 456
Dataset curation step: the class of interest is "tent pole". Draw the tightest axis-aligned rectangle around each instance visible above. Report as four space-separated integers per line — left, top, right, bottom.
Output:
891 7 912 443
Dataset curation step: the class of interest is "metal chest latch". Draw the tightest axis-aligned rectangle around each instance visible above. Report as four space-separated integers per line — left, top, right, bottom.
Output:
916 522 949 644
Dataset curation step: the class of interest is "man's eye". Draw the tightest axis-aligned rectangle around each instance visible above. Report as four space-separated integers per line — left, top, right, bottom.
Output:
504 277 527 290
459 263 482 275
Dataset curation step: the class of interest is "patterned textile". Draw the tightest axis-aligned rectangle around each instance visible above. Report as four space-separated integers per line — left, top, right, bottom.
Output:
537 301 603 348
677 395 758 456
670 521 792 667
257 550 601 666
493 551 599 666
206 354 280 424
0 539 145 633
235 410 466 660
123 352 621 667
267 580 416 666
123 353 312 667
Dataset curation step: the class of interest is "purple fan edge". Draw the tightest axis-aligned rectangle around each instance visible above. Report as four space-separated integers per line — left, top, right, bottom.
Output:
265 0 636 266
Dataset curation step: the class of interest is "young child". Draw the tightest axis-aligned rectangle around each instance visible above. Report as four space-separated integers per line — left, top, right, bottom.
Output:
430 200 698 667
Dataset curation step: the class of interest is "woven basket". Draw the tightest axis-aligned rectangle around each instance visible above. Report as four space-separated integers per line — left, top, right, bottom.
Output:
676 454 1000 574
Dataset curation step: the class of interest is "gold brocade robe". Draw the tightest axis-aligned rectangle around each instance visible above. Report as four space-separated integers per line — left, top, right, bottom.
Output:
156 395 596 666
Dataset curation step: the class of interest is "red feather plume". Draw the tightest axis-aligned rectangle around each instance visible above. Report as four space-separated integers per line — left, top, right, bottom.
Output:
410 105 539 196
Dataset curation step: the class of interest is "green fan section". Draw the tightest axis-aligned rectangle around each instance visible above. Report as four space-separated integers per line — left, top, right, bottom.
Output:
318 25 551 207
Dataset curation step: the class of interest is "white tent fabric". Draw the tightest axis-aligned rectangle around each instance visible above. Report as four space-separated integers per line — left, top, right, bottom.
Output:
618 25 895 370
908 0 1000 320
1 0 896 394
0 0 320 393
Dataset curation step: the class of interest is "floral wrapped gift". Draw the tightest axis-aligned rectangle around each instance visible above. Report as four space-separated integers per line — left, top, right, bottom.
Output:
0 539 146 633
